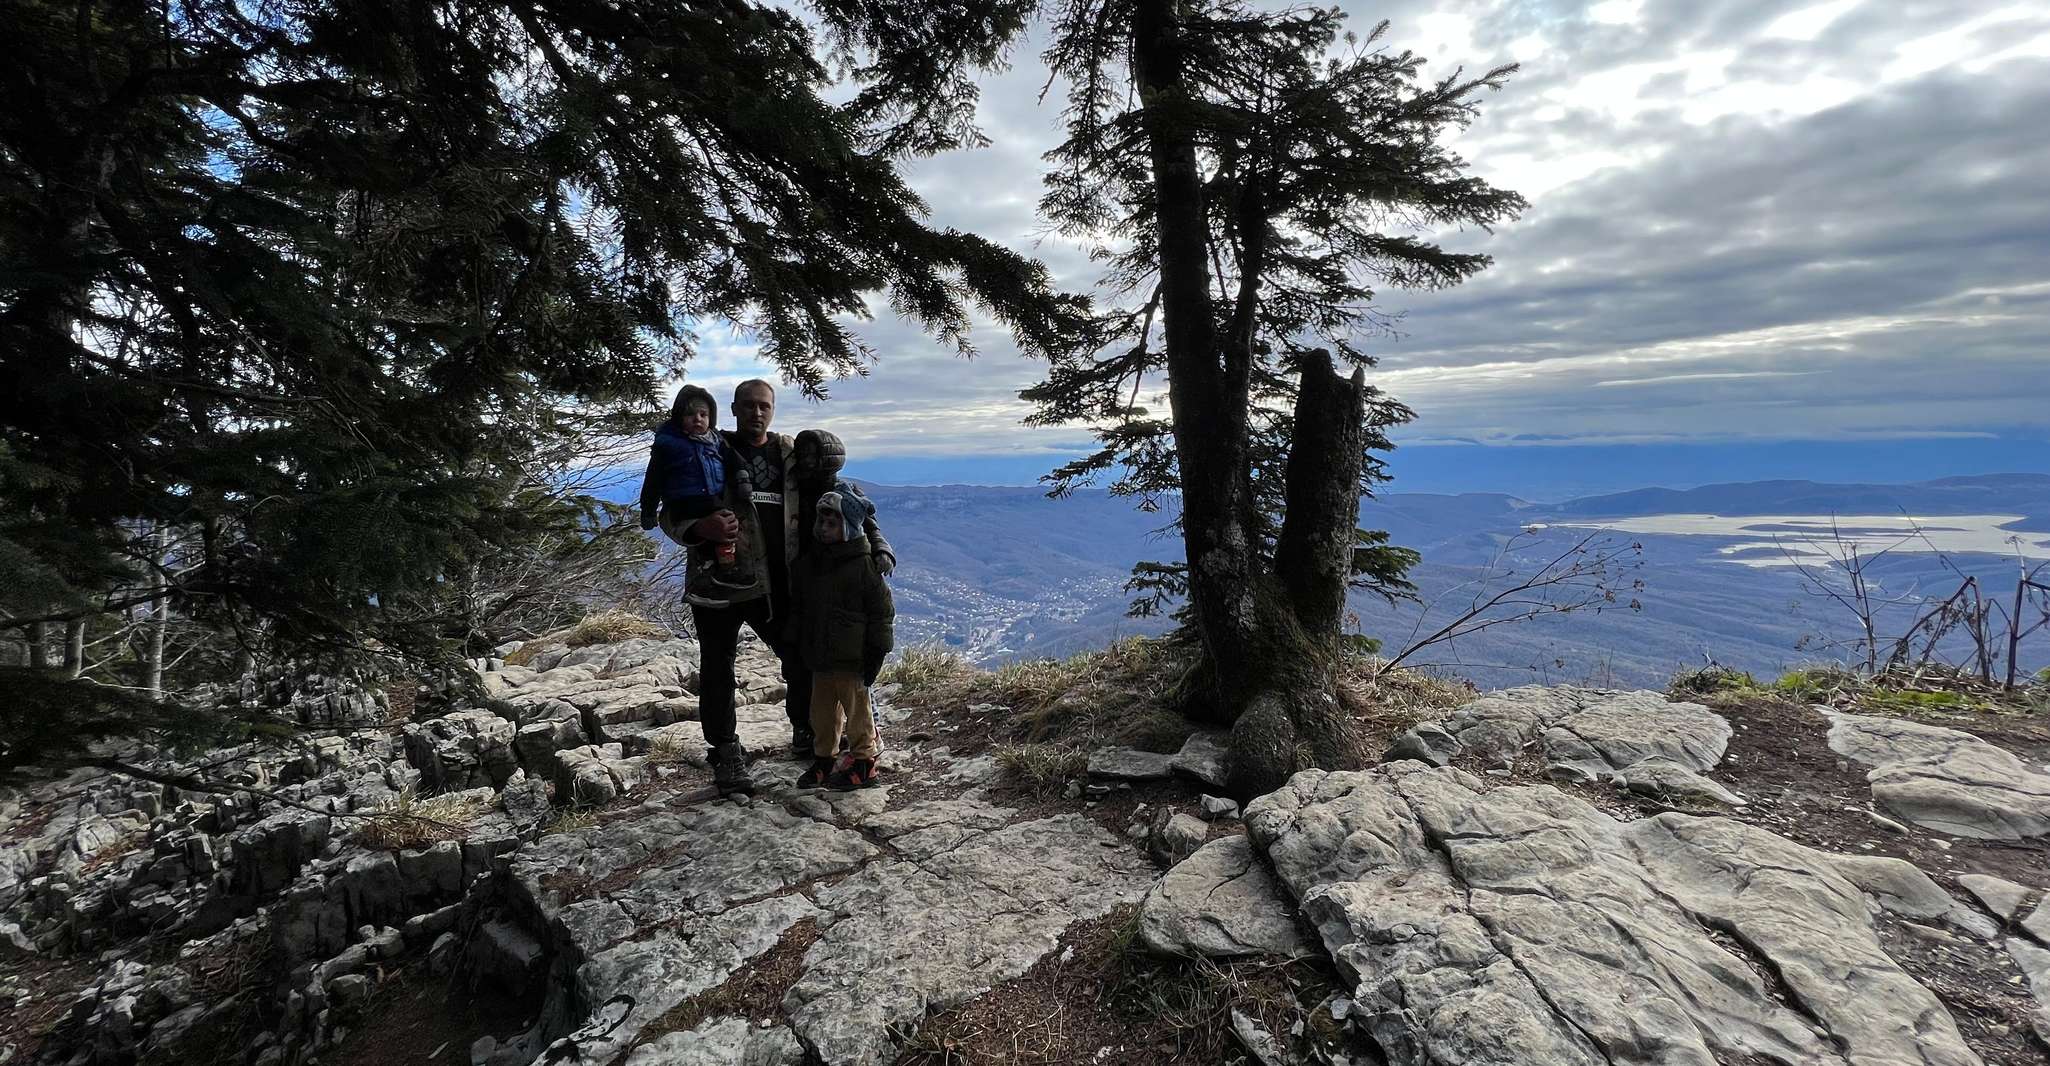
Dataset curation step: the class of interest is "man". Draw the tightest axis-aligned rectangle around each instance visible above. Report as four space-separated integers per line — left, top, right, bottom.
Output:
681 379 894 794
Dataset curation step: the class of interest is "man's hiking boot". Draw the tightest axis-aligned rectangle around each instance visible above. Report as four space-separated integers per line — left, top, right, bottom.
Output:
795 756 835 789
790 727 816 760
709 741 754 795
827 757 879 791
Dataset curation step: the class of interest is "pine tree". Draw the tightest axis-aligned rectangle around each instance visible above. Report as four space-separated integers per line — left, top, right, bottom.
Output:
0 0 1080 764
1025 3 1525 794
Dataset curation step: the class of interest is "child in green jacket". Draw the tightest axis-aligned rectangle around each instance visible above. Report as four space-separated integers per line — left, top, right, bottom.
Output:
790 489 894 790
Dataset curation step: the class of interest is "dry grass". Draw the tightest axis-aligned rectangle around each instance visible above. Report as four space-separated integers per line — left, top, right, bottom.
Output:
563 609 668 647
996 638 1195 747
896 636 1480 761
1667 665 1760 701
543 808 602 836
502 640 549 668
882 644 974 691
899 906 1352 1066
504 610 669 667
1338 656 1475 738
1666 660 2050 719
992 742 1090 795
350 788 492 850
886 636 1198 752
643 731 693 767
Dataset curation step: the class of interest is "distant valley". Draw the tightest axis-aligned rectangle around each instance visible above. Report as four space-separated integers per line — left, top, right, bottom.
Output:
857 474 2050 688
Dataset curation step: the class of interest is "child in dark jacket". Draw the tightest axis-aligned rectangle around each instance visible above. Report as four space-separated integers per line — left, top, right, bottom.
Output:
637 385 757 599
790 489 894 790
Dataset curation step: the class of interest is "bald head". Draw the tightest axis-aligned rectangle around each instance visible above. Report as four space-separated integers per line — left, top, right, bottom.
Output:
732 379 776 445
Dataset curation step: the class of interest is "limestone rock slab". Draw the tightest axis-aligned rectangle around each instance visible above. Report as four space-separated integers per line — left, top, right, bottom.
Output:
554 744 648 806
1147 812 1208 866
1826 712 2050 839
624 1017 805 1065
508 800 873 931
1139 836 1310 959
1386 689 1737 808
783 813 1153 1066
1171 732 1232 788
2006 937 2050 1044
405 710 519 791
549 895 818 1066
1087 747 1176 781
1958 873 2031 923
1244 763 1980 1066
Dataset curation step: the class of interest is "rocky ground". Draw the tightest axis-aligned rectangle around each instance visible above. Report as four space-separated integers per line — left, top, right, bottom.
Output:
3 633 2048 1066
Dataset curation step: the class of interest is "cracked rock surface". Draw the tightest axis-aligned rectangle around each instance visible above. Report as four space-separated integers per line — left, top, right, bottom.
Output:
1386 688 1739 806
513 781 1152 1066
1824 711 2050 839
16 634 2047 1066
1137 835 1309 959
1242 762 1982 1066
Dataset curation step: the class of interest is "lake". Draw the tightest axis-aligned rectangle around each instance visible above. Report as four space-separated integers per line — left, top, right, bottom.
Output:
1552 513 2050 567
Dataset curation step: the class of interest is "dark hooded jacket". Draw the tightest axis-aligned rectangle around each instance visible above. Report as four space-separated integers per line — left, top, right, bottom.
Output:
789 489 893 675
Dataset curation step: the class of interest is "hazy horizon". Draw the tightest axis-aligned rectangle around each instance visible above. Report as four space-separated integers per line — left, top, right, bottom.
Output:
837 437 2050 501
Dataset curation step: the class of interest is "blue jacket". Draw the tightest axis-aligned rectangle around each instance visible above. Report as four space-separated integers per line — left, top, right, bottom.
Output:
638 423 727 527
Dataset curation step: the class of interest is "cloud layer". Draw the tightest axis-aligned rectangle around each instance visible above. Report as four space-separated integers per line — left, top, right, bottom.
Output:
679 0 2050 472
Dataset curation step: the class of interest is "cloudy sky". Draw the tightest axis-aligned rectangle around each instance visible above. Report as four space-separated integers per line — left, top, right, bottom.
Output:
683 0 2050 497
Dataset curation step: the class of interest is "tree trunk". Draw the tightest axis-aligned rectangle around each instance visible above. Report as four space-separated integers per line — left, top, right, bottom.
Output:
146 528 168 700
1131 0 1260 722
1127 2 1375 795
28 622 52 669
64 620 86 679
1272 350 1369 641
146 604 167 701
1226 353 1374 798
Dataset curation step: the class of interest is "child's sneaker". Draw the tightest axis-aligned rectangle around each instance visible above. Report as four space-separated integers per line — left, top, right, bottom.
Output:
795 756 835 789
708 565 759 592
827 757 880 791
683 566 737 607
683 586 731 609
833 727 884 770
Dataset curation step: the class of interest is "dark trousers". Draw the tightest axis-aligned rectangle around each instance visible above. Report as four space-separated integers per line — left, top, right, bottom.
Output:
691 596 812 748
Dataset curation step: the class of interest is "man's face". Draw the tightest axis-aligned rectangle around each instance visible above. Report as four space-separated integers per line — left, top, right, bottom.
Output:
732 385 775 442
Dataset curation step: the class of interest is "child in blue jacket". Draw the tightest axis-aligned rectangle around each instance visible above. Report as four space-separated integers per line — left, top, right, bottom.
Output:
638 385 757 598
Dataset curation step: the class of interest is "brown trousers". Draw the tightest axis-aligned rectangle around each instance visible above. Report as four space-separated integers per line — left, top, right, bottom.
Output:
809 671 879 760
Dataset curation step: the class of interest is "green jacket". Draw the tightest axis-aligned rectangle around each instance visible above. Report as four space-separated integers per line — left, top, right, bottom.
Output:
789 538 894 674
